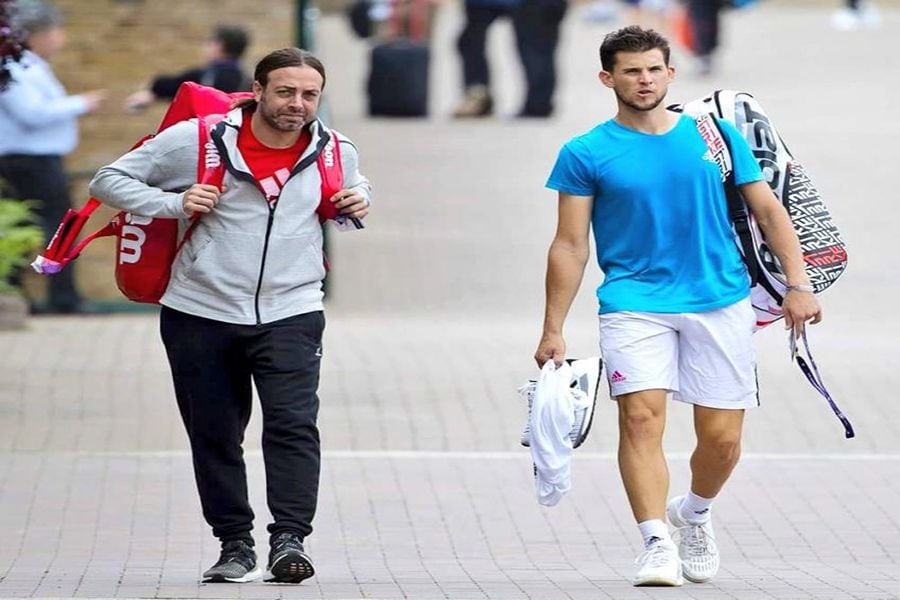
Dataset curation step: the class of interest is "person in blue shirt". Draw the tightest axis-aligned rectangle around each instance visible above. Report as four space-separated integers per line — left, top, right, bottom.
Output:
0 0 105 313
534 26 821 587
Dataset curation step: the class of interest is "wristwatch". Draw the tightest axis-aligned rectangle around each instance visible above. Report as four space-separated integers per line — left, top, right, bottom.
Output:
785 283 814 293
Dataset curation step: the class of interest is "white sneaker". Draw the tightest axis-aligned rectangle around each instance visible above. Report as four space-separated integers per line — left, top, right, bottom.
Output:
567 357 601 448
667 495 720 583
633 539 683 587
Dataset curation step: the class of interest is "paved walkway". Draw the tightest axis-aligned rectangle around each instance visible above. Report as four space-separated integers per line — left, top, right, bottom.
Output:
1 3 899 599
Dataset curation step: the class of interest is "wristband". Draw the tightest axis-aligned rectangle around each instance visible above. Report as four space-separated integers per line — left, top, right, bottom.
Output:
786 284 814 293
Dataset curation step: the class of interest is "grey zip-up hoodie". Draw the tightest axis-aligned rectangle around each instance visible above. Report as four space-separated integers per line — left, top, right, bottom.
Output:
89 108 371 325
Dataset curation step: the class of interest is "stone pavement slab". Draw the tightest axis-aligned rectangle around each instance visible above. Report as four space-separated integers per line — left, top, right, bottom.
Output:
0 451 898 598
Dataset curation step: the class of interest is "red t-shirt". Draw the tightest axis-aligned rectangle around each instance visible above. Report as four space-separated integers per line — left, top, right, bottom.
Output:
237 112 311 205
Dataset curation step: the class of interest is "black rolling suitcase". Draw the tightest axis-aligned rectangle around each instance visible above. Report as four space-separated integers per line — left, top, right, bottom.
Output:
367 0 429 117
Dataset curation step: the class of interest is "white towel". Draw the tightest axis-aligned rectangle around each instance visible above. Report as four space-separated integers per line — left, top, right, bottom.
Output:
529 361 590 506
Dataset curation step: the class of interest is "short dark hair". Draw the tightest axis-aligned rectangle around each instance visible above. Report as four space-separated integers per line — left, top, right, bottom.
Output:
599 26 670 72
213 25 249 59
254 48 326 90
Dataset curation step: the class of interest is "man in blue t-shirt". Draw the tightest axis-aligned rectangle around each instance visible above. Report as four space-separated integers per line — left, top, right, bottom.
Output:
534 26 822 587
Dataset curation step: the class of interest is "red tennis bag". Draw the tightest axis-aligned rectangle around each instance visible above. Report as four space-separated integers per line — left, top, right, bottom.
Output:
32 82 344 304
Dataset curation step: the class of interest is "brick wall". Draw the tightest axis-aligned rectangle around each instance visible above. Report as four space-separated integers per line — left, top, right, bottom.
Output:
25 0 299 301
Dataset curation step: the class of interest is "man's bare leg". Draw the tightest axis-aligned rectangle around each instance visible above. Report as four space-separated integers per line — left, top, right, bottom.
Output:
667 405 744 584
618 388 683 586
617 388 670 522
690 406 744 499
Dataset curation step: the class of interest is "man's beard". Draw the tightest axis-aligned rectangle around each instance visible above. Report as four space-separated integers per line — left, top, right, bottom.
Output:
259 101 307 132
614 88 667 112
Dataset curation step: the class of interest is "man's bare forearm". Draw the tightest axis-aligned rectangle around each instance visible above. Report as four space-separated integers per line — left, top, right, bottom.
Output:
743 181 809 286
542 239 590 335
758 212 809 285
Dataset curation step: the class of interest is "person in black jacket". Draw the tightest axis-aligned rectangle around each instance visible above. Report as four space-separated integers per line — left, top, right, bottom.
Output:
124 25 251 112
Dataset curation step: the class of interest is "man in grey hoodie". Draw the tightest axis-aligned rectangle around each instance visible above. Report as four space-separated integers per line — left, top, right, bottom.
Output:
90 48 371 584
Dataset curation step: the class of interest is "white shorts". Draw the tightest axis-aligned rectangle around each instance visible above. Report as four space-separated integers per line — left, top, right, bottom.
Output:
598 298 758 410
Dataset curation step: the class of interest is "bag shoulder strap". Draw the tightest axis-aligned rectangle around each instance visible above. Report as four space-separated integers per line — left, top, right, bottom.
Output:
174 114 228 252
31 197 111 274
197 114 226 187
694 114 759 286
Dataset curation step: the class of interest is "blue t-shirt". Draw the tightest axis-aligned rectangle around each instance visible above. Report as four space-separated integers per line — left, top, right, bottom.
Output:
546 114 764 314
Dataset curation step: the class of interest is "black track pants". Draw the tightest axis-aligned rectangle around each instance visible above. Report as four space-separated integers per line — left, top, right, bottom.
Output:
160 307 325 544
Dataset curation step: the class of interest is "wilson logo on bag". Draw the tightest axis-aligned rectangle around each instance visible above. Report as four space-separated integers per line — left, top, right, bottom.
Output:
118 213 153 264
32 82 345 304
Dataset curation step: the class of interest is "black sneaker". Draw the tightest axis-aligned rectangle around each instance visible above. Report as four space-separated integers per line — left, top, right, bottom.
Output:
265 532 315 583
202 539 263 583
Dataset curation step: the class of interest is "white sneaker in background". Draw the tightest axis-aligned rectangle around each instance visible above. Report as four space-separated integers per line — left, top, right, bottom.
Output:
830 4 879 30
633 539 683 587
831 7 860 30
667 495 721 583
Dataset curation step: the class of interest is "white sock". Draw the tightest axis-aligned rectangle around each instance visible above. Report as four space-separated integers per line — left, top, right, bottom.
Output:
637 519 670 548
679 491 714 524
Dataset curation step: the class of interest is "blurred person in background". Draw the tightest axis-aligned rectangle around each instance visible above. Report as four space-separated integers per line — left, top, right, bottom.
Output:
685 0 762 76
685 0 721 75
0 0 105 313
582 0 617 24
621 0 671 31
124 24 251 112
453 0 567 118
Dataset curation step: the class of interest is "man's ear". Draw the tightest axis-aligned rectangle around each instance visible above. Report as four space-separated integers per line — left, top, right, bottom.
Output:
252 80 263 102
599 70 615 89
